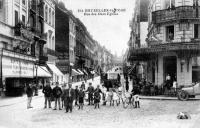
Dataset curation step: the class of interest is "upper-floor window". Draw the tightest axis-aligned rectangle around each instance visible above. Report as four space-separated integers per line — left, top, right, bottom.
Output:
164 0 175 9
52 36 54 49
15 10 19 26
194 24 200 38
22 15 25 24
0 0 3 10
166 25 174 41
45 5 48 22
29 15 34 28
52 11 55 27
49 8 51 25
22 0 26 6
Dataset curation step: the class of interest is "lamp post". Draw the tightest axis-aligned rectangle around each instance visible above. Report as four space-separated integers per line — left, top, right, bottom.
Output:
34 61 39 96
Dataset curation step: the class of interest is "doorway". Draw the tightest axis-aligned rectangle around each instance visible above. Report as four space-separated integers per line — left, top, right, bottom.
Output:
163 56 177 83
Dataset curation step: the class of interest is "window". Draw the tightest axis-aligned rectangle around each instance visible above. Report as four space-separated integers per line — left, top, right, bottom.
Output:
49 8 51 25
166 25 174 41
52 36 54 49
22 15 25 24
15 10 19 25
194 24 200 38
49 34 51 49
0 0 3 10
45 5 48 22
52 11 54 27
22 0 25 5
164 0 175 9
38 21 43 34
29 15 34 28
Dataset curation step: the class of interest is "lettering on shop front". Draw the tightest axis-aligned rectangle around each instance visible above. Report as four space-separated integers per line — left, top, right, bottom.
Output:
2 57 34 77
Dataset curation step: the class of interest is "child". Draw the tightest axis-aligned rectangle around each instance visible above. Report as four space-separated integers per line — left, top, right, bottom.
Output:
107 88 113 106
78 87 85 110
112 89 119 106
94 90 101 109
134 94 140 108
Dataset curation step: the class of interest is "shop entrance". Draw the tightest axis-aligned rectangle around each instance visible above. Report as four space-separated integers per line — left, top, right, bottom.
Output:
163 56 177 83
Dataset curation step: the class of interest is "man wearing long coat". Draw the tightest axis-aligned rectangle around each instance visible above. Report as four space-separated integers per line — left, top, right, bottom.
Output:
63 84 75 113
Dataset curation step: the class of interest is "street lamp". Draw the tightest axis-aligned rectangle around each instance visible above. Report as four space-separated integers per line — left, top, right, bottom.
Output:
34 61 39 96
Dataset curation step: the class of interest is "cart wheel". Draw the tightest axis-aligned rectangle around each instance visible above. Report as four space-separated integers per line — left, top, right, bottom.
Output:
177 90 189 101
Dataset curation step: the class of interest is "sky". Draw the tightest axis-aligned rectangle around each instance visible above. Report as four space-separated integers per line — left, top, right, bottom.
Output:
61 0 135 56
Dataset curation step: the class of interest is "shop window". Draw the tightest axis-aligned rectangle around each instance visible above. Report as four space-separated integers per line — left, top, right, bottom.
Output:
22 15 25 24
15 10 19 26
166 25 174 41
194 24 200 38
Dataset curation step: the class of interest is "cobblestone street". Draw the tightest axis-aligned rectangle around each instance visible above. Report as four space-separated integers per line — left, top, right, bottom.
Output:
1 96 200 128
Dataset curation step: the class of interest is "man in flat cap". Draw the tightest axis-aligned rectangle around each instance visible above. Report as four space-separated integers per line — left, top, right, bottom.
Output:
63 84 75 113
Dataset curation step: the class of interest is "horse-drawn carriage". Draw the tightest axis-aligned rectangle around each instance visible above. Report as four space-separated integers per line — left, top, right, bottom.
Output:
102 70 121 91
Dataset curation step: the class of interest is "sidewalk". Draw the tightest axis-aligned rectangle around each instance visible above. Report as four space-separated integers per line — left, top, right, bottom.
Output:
0 90 43 107
140 95 200 100
0 76 101 107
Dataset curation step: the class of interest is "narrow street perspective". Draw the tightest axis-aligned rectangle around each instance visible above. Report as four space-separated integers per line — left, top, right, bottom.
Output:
1 0 200 128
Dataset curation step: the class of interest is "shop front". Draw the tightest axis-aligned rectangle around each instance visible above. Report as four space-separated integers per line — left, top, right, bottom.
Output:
2 50 36 96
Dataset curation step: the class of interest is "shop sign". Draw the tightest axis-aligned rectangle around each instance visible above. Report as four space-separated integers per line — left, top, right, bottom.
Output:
2 57 34 78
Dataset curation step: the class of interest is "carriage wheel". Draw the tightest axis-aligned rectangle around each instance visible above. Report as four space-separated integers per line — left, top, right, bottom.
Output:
177 90 189 101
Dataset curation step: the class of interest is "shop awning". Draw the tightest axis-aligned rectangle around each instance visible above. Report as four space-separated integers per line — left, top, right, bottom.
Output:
34 66 52 77
47 64 63 76
72 69 80 76
77 69 84 75
83 69 88 75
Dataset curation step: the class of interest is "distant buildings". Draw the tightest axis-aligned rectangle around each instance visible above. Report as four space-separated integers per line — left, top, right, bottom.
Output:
55 2 114 83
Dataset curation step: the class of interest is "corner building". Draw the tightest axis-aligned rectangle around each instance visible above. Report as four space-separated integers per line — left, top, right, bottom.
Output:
128 0 200 87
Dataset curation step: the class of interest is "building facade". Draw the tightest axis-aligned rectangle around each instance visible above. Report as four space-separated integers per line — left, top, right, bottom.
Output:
43 0 64 85
55 4 76 83
128 0 200 87
0 0 48 96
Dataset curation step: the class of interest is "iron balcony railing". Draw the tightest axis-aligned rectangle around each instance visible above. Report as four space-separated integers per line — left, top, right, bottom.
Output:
152 6 200 24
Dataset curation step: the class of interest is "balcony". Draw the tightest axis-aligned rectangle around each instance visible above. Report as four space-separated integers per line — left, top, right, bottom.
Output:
152 6 200 24
38 55 48 65
46 48 58 57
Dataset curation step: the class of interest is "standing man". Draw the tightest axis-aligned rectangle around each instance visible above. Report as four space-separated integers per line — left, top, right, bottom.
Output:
117 74 121 84
52 82 62 110
63 84 75 113
81 82 85 90
125 76 129 92
26 82 34 109
42 83 52 108
86 83 94 105
74 86 79 106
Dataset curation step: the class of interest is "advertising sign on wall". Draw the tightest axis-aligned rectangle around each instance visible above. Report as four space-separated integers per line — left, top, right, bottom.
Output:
2 57 34 78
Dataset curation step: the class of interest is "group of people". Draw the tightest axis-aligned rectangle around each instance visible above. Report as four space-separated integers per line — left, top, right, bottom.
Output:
26 80 140 112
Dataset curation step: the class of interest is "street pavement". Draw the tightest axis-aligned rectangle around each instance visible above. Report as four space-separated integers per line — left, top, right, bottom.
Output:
1 76 200 128
1 95 200 128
